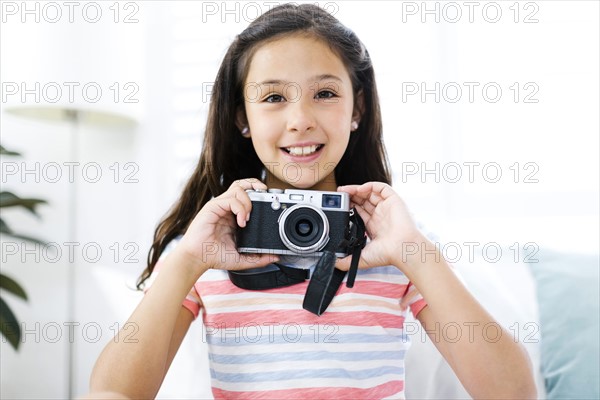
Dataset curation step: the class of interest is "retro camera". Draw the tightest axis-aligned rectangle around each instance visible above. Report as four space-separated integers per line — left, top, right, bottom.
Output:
236 188 352 257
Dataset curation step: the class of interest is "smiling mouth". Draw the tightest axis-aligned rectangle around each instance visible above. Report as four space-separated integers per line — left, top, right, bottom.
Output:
281 144 324 156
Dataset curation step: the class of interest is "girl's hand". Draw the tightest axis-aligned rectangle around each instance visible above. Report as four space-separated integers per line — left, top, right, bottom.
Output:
335 182 423 271
178 178 279 272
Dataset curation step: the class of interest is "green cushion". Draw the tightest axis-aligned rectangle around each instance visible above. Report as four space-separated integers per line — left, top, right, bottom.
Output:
527 250 599 399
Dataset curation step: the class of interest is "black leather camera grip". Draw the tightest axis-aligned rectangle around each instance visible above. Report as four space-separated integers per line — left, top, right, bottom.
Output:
302 251 346 316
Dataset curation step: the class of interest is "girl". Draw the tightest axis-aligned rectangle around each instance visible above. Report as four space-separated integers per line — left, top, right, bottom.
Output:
88 4 536 399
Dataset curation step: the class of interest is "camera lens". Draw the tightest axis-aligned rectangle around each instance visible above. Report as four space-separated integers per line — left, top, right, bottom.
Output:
296 220 313 236
279 205 329 254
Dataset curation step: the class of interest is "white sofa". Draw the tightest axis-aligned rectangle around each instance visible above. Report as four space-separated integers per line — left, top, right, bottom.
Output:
405 248 599 399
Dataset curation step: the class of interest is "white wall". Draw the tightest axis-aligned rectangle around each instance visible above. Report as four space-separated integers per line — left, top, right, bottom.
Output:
0 1 598 399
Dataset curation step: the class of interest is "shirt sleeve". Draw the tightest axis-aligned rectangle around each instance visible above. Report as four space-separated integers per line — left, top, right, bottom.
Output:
400 282 428 318
143 236 202 319
396 218 439 318
397 219 467 318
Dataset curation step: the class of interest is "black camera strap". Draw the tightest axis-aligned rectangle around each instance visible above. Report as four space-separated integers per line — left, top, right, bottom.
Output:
228 209 367 316
301 251 347 315
228 264 309 290
302 209 367 315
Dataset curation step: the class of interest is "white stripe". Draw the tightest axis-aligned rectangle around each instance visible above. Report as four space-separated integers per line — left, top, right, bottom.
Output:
205 303 302 313
334 292 404 305
327 304 404 314
202 292 304 302
335 325 404 336
207 340 409 355
202 304 404 316
211 358 405 374
197 270 229 282
201 293 406 313
184 294 199 303
203 324 405 343
203 290 405 305
205 323 404 337
203 303 405 315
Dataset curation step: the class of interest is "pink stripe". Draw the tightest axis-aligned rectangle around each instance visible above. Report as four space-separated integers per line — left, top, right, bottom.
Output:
212 380 403 399
198 279 408 299
182 299 200 319
410 298 428 318
204 309 405 329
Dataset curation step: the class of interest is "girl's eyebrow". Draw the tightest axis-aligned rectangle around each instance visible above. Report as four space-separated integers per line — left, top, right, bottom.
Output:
256 74 343 86
309 74 343 83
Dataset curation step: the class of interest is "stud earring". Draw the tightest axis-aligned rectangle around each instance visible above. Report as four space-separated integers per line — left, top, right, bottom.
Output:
241 126 250 137
351 121 359 131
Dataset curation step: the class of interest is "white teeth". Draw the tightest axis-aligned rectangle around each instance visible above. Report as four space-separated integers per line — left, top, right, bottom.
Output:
286 145 320 156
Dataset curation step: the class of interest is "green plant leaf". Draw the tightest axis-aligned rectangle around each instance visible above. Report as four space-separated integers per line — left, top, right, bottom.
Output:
0 217 47 245
0 145 21 156
0 192 48 216
3 233 48 246
0 297 21 350
0 217 13 234
0 274 28 301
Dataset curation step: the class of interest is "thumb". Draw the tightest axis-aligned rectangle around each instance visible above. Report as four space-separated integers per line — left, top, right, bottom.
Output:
334 254 353 271
335 252 372 271
334 244 382 271
236 253 280 270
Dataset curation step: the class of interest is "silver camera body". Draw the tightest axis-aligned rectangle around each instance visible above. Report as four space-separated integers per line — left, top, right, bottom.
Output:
236 188 352 257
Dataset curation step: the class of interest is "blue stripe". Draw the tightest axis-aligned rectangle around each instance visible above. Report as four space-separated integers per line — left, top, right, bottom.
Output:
357 265 405 276
210 365 405 383
206 331 409 346
209 350 405 364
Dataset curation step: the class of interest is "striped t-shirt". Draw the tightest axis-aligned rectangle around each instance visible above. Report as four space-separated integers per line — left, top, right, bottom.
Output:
153 239 427 399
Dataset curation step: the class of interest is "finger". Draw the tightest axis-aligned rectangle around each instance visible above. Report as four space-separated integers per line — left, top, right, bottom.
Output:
220 184 258 221
346 189 371 207
238 253 281 269
356 196 377 215
335 241 369 271
350 182 385 201
337 185 360 195
221 181 266 222
335 254 352 271
334 251 376 271
350 185 390 214
220 178 266 199
211 197 248 227
352 203 371 224
212 252 280 270
339 184 379 208
347 201 373 226
356 181 395 200
230 185 253 219
233 178 267 192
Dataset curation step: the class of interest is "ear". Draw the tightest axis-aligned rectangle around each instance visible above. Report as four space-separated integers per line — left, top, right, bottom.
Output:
235 106 248 133
352 90 365 126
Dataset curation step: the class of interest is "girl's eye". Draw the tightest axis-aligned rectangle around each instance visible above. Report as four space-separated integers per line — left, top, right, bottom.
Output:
316 90 337 99
265 94 284 103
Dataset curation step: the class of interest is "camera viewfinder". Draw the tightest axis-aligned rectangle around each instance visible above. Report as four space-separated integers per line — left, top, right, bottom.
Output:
322 194 341 209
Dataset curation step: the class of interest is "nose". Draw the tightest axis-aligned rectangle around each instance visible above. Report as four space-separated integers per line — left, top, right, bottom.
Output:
286 98 316 134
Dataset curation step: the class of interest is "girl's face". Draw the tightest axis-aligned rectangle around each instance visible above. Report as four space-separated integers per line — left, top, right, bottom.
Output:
242 34 358 191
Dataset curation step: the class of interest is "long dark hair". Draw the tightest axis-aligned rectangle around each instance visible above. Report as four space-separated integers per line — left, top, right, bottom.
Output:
138 3 391 288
